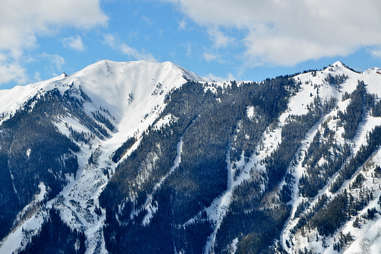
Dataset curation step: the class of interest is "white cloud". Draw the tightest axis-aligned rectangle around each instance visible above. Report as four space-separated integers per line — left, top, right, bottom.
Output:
0 61 27 84
204 72 235 82
120 44 155 61
370 48 381 58
40 53 65 71
0 53 26 83
63 35 85 51
33 72 41 82
203 52 217 62
0 0 106 56
0 54 7 62
207 28 233 48
185 43 192 57
103 34 117 48
103 34 155 61
0 0 106 84
164 0 381 66
142 16 153 25
178 19 187 30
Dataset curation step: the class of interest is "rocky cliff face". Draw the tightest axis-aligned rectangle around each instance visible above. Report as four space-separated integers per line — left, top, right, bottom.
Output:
0 60 381 254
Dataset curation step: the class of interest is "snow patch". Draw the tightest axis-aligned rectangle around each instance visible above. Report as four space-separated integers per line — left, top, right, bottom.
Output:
246 106 255 120
153 114 178 130
131 138 183 226
35 182 47 202
26 148 31 158
228 238 239 254
280 118 325 252
0 205 49 254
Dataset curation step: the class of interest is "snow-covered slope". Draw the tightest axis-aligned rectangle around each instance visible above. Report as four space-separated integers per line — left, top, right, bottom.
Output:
0 60 200 254
0 59 198 142
0 73 67 123
66 60 201 155
1 60 381 254
278 61 381 254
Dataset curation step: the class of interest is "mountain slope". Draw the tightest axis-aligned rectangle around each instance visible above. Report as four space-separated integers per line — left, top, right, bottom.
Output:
0 60 199 254
0 60 381 254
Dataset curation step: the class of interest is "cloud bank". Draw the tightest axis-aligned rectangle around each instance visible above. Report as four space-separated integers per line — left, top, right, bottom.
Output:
165 0 381 66
103 34 155 61
63 35 85 51
0 0 107 84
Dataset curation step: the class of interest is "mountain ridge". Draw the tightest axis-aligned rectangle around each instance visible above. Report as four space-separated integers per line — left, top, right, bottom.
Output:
0 60 381 254
1 59 379 120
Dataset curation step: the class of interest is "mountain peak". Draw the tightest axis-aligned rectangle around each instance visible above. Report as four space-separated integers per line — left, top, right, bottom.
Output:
325 60 361 74
328 60 351 71
0 60 200 127
70 60 198 108
331 60 345 67
72 59 200 83
64 59 201 140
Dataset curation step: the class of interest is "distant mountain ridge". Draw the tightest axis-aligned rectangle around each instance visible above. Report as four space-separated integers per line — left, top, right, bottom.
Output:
0 60 381 254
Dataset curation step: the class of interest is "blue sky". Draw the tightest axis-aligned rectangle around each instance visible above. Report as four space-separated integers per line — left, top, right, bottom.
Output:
1 0 381 88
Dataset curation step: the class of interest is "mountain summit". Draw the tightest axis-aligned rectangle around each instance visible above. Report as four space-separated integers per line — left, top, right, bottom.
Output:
0 61 381 254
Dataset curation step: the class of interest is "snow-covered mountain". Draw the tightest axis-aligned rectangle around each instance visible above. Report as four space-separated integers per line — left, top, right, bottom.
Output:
0 60 381 254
